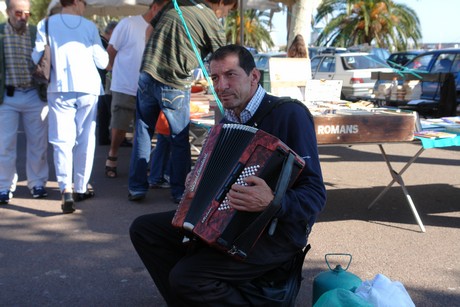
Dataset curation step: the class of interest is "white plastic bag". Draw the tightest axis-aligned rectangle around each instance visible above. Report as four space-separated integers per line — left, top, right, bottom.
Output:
354 274 415 307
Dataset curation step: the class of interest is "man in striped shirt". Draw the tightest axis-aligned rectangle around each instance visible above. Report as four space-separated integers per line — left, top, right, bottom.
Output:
128 0 237 204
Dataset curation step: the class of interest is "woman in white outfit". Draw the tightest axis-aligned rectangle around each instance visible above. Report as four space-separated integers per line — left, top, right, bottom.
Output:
32 0 108 213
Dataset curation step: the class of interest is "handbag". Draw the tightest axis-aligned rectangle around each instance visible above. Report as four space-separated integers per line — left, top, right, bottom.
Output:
32 18 50 85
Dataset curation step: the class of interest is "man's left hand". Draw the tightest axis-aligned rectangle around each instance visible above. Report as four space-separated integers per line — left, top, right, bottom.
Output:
227 176 274 212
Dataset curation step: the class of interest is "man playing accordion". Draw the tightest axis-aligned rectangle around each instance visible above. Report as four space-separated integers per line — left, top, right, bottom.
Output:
130 44 326 306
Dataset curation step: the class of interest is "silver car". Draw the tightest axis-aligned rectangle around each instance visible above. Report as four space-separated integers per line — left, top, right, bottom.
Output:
311 52 393 100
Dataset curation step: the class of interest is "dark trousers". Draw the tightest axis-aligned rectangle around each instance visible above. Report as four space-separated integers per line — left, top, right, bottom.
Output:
97 94 112 145
129 210 288 306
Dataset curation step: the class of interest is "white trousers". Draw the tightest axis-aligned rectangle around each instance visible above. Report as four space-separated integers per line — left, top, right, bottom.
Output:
48 92 97 194
0 88 49 192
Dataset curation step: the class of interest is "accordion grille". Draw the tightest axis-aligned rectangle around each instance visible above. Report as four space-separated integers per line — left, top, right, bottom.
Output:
184 124 257 225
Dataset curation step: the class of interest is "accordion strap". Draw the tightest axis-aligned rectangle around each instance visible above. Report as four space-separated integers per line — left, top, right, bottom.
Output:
247 97 312 128
231 152 296 257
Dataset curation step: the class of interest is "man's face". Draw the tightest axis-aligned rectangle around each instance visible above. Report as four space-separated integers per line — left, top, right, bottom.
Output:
210 54 259 114
7 0 30 33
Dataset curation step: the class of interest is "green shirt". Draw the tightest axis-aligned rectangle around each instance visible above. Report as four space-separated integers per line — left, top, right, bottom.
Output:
142 0 226 90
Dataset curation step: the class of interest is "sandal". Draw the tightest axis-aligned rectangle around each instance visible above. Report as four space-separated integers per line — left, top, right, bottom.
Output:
105 156 118 178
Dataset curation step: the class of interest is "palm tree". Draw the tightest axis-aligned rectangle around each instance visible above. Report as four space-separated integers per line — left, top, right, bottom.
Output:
314 0 421 51
225 9 275 51
284 0 315 49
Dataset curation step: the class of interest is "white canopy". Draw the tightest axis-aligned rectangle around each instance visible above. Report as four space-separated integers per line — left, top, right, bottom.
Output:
47 0 151 16
47 0 281 17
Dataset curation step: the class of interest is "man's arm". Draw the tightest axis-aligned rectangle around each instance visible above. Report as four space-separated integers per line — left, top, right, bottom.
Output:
273 103 326 228
106 44 117 71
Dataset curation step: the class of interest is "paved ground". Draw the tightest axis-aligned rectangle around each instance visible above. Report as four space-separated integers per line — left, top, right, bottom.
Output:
1 130 459 306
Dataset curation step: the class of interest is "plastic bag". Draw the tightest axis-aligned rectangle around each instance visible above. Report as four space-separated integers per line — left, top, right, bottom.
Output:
354 274 415 307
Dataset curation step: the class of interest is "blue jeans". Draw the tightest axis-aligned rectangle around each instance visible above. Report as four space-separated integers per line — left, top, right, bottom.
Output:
149 133 171 184
129 72 191 199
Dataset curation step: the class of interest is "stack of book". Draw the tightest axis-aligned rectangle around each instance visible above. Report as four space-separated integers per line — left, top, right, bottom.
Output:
417 116 460 139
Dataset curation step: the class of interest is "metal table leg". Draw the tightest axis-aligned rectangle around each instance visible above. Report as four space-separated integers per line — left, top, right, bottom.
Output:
368 144 426 232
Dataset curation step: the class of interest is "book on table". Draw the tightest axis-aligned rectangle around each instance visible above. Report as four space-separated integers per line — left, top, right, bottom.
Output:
414 130 457 139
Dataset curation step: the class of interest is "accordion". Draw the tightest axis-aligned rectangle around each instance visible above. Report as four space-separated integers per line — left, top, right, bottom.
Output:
172 123 305 259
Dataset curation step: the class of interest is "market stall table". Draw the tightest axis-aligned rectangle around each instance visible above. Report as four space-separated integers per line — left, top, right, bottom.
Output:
367 133 460 233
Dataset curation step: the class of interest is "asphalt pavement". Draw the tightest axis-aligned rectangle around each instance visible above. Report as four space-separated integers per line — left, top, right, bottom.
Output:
1 129 459 306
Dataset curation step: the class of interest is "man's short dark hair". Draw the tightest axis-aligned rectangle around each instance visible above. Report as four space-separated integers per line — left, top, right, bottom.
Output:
60 0 74 7
104 21 118 34
150 0 167 8
209 44 256 76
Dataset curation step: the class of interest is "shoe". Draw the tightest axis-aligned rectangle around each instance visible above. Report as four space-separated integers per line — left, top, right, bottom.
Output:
149 179 171 189
105 156 118 178
74 190 95 202
31 186 48 199
61 192 75 214
128 192 146 201
0 190 12 204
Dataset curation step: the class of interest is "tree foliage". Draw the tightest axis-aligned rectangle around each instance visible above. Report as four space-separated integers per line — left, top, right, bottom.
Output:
314 0 421 51
225 9 274 51
30 0 50 25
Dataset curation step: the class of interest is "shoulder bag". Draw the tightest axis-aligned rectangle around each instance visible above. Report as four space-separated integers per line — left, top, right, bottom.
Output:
32 18 50 85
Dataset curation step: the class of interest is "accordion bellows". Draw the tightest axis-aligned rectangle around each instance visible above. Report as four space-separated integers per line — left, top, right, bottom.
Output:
172 124 305 258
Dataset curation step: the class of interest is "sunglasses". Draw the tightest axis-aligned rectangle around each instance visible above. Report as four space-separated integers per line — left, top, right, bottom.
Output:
14 10 31 18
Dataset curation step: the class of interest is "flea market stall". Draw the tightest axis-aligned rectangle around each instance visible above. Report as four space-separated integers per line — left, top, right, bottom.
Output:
190 76 460 233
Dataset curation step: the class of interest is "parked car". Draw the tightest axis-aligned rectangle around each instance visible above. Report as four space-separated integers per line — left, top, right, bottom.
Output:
310 52 393 100
347 46 390 64
253 52 287 71
404 49 460 91
253 52 288 92
245 46 258 56
308 46 347 58
373 48 460 115
386 50 425 68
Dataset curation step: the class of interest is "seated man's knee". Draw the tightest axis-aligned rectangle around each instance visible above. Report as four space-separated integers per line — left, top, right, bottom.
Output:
129 215 143 234
129 215 148 244
169 264 199 299
129 214 161 241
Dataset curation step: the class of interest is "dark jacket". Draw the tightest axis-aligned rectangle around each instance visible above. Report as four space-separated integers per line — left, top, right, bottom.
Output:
221 94 326 264
0 23 47 104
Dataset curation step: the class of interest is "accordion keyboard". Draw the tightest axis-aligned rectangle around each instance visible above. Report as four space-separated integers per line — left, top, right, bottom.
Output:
218 164 261 211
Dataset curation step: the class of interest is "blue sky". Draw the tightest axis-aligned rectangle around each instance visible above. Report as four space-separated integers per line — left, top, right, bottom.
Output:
397 0 460 43
271 0 460 46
